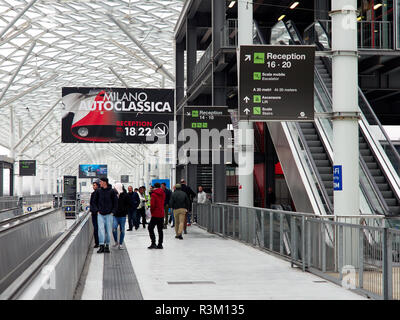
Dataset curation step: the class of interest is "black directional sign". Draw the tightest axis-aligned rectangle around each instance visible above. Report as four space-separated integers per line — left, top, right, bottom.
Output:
239 45 315 121
19 160 36 176
183 106 232 133
121 175 129 183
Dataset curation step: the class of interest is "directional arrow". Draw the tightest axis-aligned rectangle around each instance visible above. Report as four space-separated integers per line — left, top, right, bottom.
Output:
154 123 169 137
243 96 250 103
245 54 251 61
244 108 250 115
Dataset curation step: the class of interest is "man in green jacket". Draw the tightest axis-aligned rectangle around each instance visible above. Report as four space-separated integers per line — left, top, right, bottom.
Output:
169 184 190 240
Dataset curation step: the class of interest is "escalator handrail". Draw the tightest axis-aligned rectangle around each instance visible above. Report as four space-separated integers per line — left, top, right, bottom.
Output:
314 18 400 171
313 76 389 216
358 88 400 167
314 59 393 215
312 21 400 205
295 122 333 214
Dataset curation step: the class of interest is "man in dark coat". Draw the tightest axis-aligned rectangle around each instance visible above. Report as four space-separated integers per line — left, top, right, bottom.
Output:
90 181 100 248
161 182 172 229
127 185 140 230
180 179 196 233
169 184 190 240
92 177 118 253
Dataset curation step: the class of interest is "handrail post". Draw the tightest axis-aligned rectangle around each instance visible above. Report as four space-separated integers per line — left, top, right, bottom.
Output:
302 216 306 271
280 213 284 254
269 211 273 251
359 227 364 289
382 227 393 300
260 211 265 247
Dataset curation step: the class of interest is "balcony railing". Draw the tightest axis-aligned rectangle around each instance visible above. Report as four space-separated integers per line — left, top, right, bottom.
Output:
193 43 212 83
312 20 393 50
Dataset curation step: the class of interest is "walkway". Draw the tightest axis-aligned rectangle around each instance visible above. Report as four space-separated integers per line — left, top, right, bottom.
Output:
80 224 366 300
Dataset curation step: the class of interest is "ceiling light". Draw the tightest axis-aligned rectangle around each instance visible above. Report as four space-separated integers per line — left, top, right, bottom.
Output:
374 3 382 9
357 16 362 21
278 15 286 21
228 1 236 8
290 2 299 9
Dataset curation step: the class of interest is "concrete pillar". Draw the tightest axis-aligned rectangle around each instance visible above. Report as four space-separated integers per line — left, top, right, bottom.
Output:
39 163 45 194
237 0 254 207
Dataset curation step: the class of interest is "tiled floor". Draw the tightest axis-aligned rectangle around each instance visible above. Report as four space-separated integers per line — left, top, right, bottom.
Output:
114 224 366 300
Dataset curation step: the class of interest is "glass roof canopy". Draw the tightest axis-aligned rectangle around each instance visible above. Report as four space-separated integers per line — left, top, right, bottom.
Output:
0 0 183 179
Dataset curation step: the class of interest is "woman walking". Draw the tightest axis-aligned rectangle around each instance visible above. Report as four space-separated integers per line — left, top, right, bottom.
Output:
112 183 131 249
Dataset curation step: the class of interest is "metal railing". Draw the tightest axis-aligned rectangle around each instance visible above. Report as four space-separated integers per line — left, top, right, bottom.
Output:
308 20 393 50
194 202 400 300
193 43 212 82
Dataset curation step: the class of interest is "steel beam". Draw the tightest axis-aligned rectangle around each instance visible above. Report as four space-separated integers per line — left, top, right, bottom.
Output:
0 41 36 105
107 14 175 81
14 98 61 150
0 0 38 39
109 66 128 88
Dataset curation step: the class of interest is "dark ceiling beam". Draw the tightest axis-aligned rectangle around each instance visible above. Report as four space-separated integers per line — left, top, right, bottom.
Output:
380 57 400 75
370 90 400 102
359 55 384 74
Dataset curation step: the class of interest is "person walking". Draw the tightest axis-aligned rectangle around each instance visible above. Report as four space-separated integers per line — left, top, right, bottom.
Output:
180 179 196 232
161 182 172 229
90 181 100 248
137 186 148 228
112 183 130 249
127 185 140 231
147 183 165 249
169 184 190 240
92 177 118 253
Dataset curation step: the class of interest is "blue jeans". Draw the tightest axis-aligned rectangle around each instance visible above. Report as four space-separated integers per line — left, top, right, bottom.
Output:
113 216 126 245
127 208 137 230
97 214 113 245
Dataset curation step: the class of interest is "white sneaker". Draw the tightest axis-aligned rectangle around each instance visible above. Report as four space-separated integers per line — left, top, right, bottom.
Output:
118 244 124 250
113 242 119 248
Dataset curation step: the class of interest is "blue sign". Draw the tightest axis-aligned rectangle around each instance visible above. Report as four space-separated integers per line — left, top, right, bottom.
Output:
66 207 71 211
27 207 32 212
151 179 170 189
333 165 343 191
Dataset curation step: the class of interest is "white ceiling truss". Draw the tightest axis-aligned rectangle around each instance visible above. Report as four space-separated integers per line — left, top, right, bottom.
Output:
0 0 183 179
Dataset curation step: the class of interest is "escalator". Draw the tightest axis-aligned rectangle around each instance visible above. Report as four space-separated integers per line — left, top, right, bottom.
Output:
259 20 400 217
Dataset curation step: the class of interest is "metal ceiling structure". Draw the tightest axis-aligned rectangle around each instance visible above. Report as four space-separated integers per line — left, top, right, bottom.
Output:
0 0 183 186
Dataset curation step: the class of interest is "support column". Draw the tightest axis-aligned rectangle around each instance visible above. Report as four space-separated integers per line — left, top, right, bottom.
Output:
237 0 254 207
211 0 227 204
331 0 359 268
39 163 45 194
186 18 197 89
47 164 52 195
9 105 15 196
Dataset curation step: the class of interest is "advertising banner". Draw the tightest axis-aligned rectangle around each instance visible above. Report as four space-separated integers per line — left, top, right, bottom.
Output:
239 45 315 121
62 87 174 143
79 164 107 178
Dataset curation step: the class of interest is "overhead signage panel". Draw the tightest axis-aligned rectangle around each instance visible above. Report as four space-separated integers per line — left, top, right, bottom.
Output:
239 45 315 121
61 87 174 144
19 160 36 176
183 106 233 133
121 175 129 183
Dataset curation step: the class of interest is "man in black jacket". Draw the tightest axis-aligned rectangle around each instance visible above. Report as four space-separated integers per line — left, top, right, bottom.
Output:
127 185 140 230
161 182 172 229
92 177 118 253
90 181 100 248
180 179 196 232
169 184 190 240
